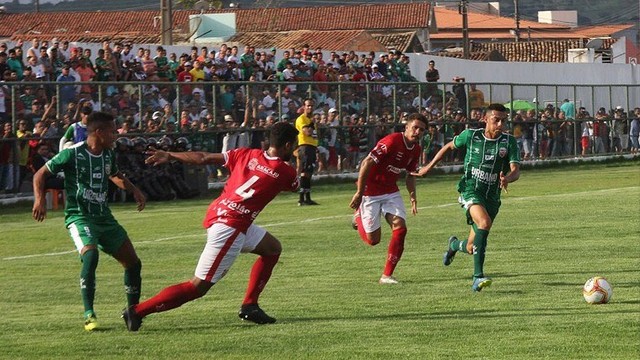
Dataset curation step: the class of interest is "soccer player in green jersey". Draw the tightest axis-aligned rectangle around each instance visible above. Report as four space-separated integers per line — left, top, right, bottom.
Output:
32 111 146 331
412 103 520 291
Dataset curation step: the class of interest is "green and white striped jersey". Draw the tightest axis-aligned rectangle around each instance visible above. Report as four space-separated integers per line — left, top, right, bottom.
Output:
453 129 520 200
45 142 119 226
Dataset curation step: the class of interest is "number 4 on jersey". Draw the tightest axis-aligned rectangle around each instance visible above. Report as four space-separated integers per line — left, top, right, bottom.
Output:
235 175 259 200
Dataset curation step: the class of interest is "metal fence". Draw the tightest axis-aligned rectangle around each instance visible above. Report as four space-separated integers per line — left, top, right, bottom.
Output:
1 80 639 194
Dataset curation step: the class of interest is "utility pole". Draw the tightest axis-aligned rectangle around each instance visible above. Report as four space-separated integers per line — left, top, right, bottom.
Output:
459 0 469 59
513 0 521 42
161 0 173 45
34 0 39 13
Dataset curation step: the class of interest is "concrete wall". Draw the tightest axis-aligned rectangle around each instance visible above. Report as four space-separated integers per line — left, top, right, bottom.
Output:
408 54 640 112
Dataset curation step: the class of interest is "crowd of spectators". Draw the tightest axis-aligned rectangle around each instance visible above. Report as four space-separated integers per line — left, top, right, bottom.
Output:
0 38 639 196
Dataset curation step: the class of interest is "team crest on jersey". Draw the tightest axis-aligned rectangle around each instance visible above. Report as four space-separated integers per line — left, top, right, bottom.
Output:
247 158 258 171
499 147 507 158
104 164 111 175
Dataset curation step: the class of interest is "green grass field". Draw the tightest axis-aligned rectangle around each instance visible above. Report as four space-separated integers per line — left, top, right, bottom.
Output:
1 162 639 359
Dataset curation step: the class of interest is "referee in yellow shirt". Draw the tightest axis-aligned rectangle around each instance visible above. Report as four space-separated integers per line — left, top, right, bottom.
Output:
295 98 319 206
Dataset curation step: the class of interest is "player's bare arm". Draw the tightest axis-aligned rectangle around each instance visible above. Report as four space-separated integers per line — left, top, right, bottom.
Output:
411 141 455 177
32 165 51 222
499 163 521 193
110 172 146 211
350 155 375 209
146 149 225 166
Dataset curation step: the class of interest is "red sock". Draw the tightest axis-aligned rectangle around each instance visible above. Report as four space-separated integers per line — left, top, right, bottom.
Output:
356 212 375 245
383 227 406 277
242 254 280 305
135 281 201 317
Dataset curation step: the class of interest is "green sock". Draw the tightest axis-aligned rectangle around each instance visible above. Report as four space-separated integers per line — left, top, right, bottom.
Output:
472 229 489 278
124 260 142 306
80 249 99 317
450 238 469 254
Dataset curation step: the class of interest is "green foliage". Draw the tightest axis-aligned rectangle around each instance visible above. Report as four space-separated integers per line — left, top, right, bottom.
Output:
0 163 638 359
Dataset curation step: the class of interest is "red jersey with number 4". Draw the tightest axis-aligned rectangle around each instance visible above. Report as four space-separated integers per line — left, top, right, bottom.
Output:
203 148 299 232
364 132 421 196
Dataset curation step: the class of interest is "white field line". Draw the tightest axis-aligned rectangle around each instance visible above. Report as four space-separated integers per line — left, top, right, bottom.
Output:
3 186 637 261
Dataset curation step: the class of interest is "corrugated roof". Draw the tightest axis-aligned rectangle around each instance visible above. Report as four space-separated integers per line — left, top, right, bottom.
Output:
0 3 432 42
227 30 387 52
371 32 421 53
433 6 570 31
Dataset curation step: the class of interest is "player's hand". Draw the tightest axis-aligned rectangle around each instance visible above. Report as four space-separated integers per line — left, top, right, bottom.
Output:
145 149 169 165
349 193 363 210
409 165 430 177
499 171 509 194
132 188 146 211
32 201 47 222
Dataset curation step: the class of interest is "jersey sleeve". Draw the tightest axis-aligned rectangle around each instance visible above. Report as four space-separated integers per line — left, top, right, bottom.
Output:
45 148 72 174
453 129 471 149
223 148 243 172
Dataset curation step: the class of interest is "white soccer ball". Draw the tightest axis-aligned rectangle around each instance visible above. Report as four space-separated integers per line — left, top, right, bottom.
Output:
582 277 612 304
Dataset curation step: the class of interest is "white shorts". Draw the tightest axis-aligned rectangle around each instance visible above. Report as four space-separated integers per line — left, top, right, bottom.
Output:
194 223 267 284
358 191 406 233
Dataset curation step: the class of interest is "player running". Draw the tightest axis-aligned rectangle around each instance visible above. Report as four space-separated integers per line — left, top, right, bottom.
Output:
412 103 520 291
349 113 427 284
122 122 299 331
32 111 146 331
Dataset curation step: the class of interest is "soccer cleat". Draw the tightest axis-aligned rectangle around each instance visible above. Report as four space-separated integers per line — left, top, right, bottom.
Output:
351 210 360 230
472 277 492 292
84 314 99 331
378 275 399 284
122 306 143 332
239 304 276 324
443 236 458 266
297 201 307 206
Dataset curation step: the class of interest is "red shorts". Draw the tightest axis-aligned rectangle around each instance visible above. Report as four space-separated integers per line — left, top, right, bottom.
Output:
581 136 590 149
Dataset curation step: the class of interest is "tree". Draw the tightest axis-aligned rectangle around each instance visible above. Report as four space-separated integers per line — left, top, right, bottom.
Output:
177 0 223 10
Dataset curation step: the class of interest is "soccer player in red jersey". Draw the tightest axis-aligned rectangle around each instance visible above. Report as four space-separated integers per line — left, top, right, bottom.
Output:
122 122 299 331
349 113 427 284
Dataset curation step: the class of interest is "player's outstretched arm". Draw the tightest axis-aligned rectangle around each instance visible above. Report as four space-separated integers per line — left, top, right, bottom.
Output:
410 141 455 177
110 172 146 211
146 149 225 166
32 166 50 222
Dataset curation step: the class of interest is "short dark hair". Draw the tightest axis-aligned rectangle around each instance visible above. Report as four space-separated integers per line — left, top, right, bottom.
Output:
407 113 428 126
269 122 298 148
87 111 115 133
486 103 507 113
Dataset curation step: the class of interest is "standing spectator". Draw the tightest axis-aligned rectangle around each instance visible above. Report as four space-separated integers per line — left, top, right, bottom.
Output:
349 113 427 284
0 122 15 192
57 64 77 111
32 112 146 331
560 99 575 120
629 109 640 154
468 84 485 110
612 106 628 153
593 107 609 154
452 77 467 116
425 60 439 96
122 122 300 331
412 103 520 292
